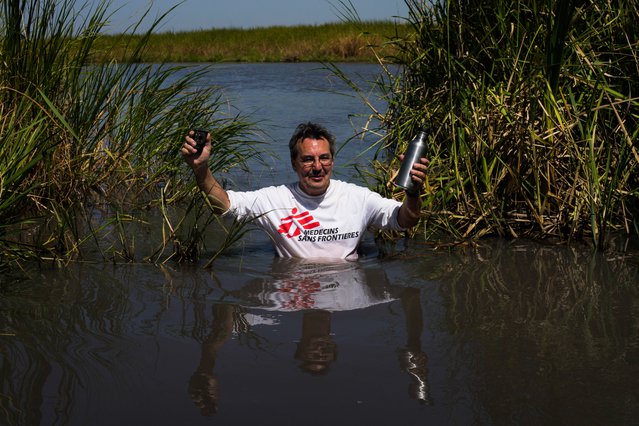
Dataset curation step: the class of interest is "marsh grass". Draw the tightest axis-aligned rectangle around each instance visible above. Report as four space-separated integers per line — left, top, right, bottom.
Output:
347 0 639 248
0 0 258 269
91 21 409 63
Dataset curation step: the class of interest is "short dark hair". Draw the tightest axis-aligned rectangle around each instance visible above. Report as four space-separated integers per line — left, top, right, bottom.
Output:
289 122 336 162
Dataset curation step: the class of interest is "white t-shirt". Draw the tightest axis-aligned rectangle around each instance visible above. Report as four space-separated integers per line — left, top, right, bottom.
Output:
225 179 404 259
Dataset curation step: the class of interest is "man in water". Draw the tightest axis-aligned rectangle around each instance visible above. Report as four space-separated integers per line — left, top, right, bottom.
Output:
181 122 427 260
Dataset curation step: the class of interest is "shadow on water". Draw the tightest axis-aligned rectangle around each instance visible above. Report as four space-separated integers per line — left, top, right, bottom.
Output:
1 240 638 425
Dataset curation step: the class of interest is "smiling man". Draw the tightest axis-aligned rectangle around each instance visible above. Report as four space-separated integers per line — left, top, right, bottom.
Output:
181 122 427 260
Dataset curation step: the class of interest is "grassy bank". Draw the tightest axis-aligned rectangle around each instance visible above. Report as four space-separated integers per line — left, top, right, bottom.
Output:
91 21 409 63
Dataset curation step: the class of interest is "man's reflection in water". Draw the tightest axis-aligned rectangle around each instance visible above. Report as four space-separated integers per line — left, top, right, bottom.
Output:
188 259 431 415
188 303 235 416
294 310 337 375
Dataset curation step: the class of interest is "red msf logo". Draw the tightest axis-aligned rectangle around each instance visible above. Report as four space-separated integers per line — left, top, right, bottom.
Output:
278 278 321 310
278 208 320 238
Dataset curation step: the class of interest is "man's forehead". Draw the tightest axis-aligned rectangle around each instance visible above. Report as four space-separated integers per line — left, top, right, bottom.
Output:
298 137 330 153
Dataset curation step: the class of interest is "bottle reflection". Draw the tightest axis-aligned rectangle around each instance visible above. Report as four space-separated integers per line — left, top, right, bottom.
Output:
398 287 433 405
188 259 432 415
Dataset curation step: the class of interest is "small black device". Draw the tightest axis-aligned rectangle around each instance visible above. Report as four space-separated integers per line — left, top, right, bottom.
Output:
192 129 209 153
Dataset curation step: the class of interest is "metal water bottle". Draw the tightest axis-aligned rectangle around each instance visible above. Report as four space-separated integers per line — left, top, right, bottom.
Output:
395 128 428 193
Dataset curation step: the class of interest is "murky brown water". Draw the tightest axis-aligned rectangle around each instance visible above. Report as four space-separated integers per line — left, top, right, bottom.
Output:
2 238 639 425
2 64 638 425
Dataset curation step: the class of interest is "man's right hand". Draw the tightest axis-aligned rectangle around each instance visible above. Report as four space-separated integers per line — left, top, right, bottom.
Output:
182 130 211 169
181 130 230 213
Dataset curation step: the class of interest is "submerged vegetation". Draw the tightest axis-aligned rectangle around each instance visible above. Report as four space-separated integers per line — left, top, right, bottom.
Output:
363 0 639 249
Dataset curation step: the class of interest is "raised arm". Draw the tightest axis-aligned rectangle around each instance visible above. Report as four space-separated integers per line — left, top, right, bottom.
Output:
181 131 230 214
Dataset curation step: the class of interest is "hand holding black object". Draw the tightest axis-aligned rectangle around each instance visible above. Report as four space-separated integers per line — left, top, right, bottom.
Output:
192 129 209 154
181 129 211 169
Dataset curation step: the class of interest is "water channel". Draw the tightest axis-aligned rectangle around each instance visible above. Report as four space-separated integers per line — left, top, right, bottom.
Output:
1 63 638 425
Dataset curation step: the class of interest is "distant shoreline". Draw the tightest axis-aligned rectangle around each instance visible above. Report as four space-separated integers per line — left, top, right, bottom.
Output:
91 21 407 63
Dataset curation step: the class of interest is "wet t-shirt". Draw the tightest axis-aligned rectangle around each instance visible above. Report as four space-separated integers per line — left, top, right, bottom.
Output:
225 179 403 260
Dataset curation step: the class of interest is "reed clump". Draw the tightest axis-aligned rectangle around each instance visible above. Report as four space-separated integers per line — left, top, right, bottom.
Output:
0 0 257 269
361 0 639 249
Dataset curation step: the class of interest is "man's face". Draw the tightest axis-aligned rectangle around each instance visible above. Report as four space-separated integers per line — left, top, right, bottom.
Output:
292 137 333 196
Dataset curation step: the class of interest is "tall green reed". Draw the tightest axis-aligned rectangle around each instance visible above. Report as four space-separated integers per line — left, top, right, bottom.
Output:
0 0 257 269
348 0 639 248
